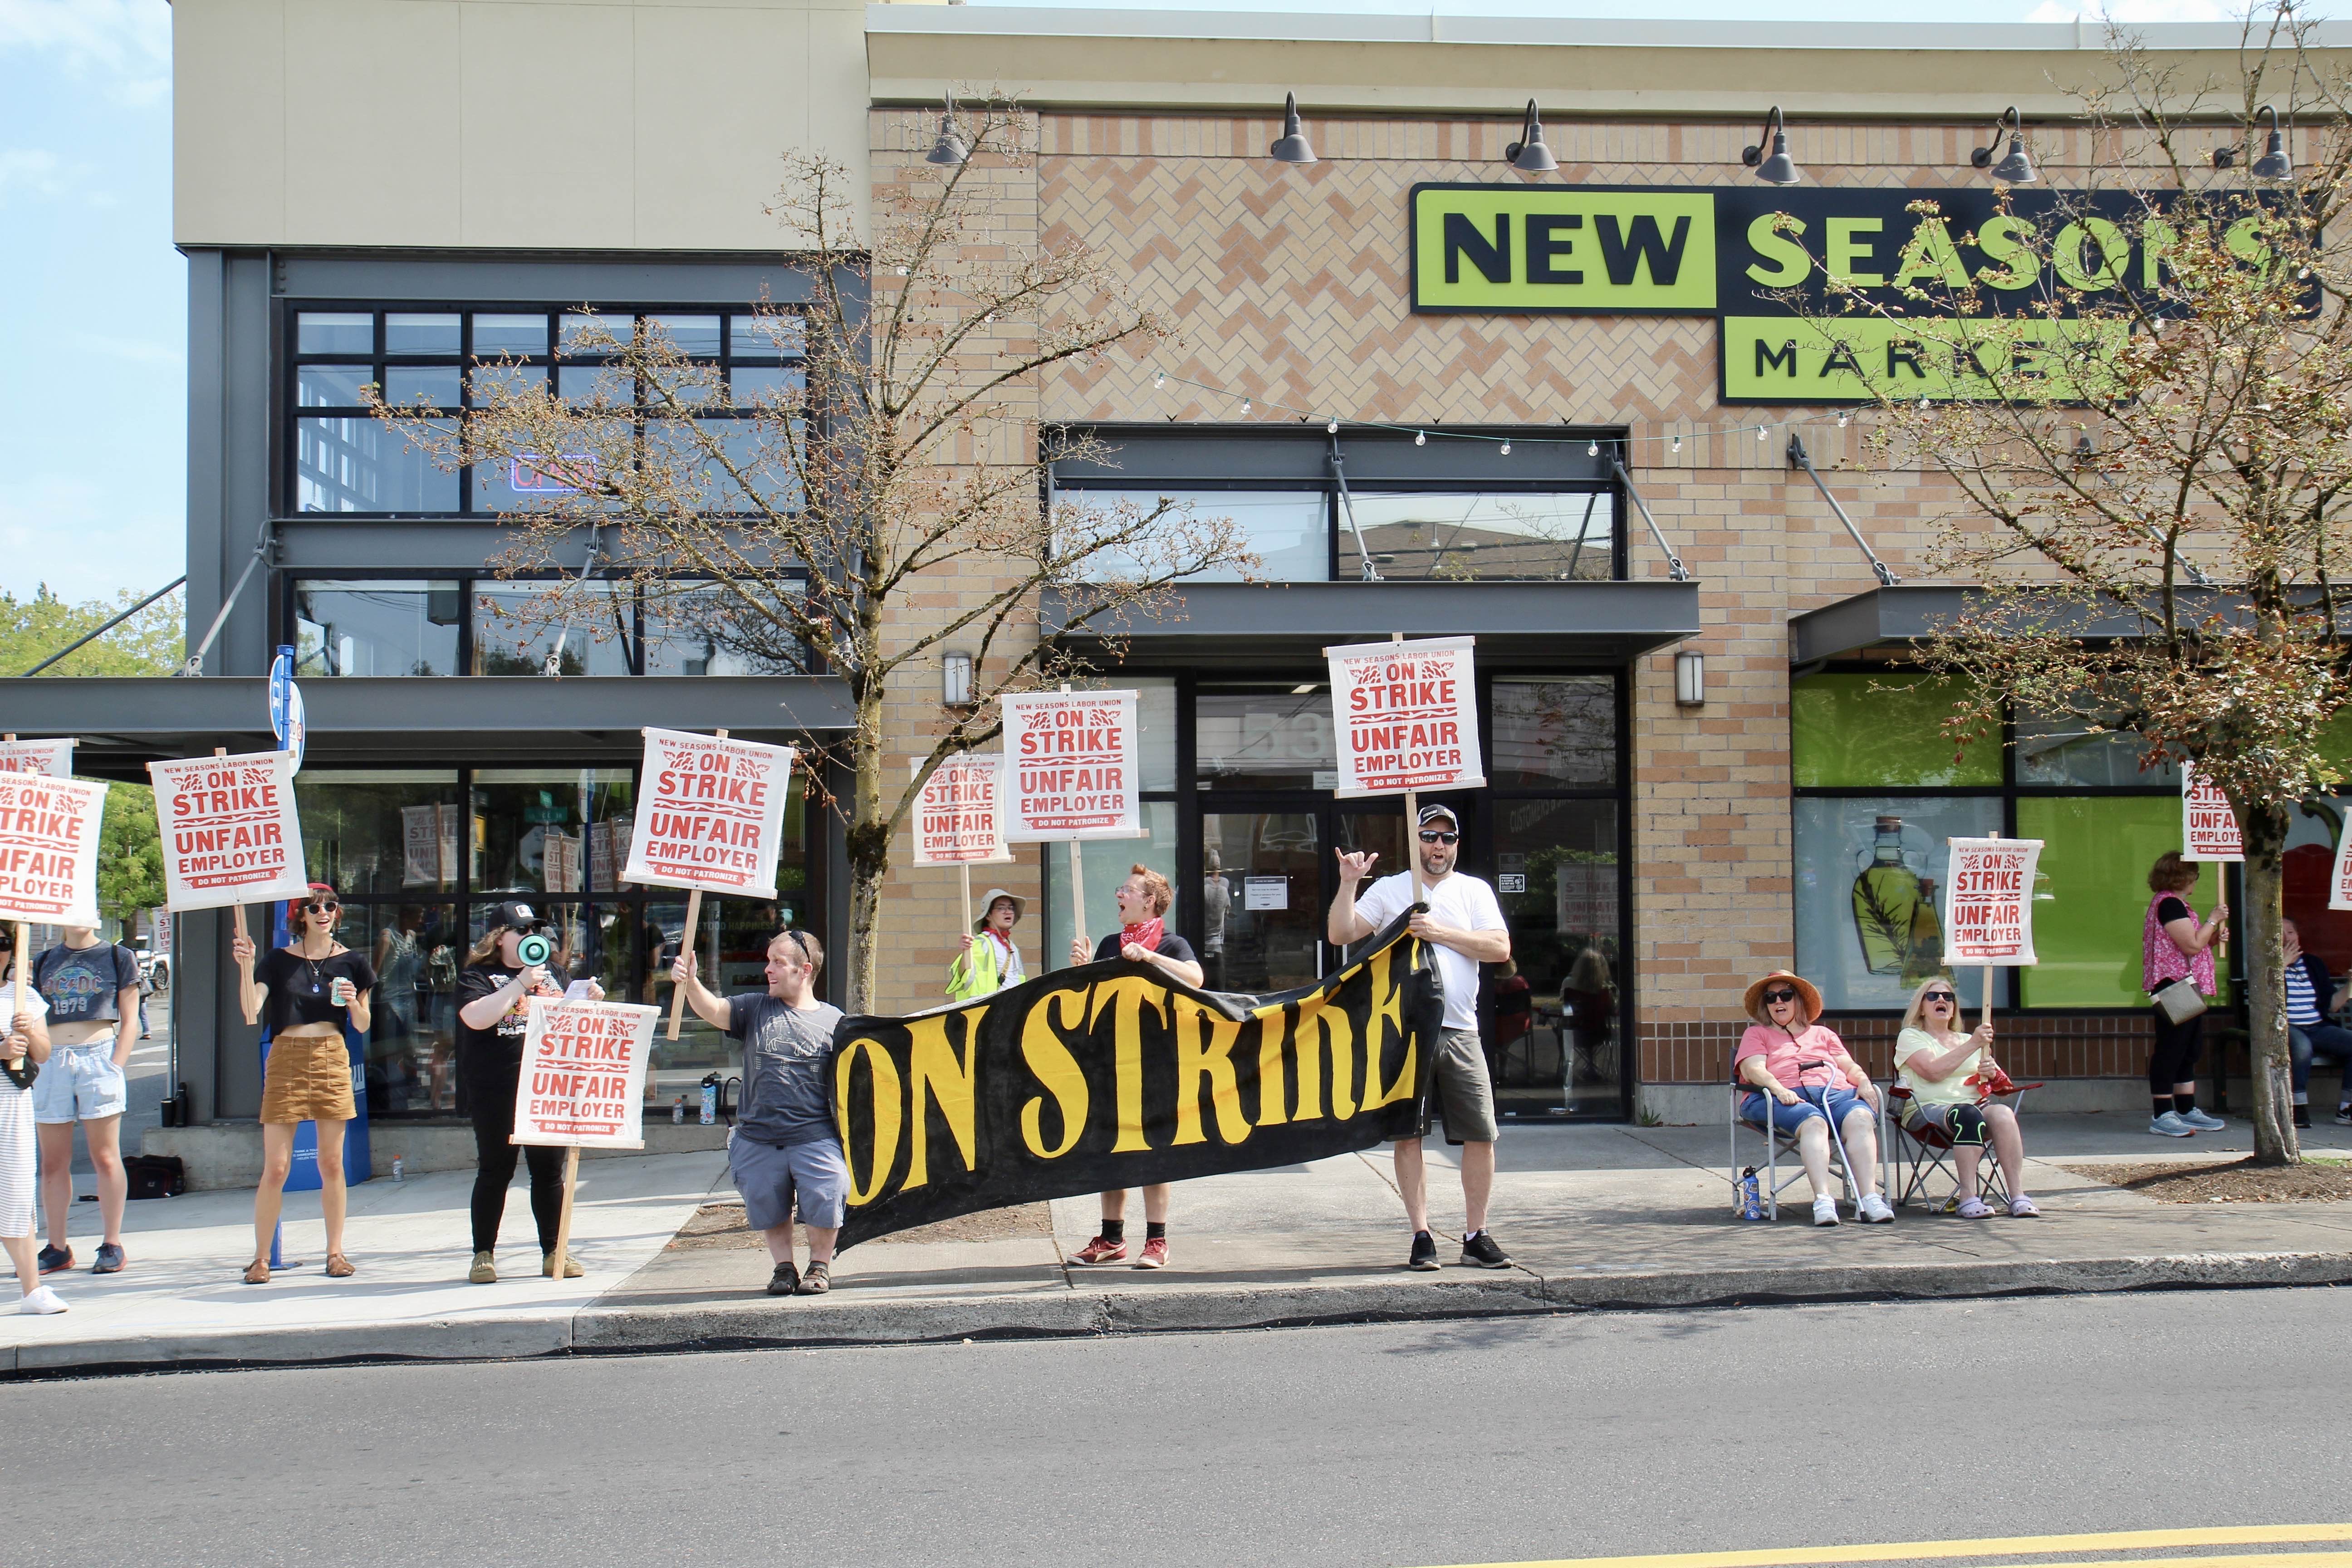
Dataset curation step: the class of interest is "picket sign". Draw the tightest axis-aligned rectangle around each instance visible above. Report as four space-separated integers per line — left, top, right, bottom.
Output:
1324 633 1485 903
2329 813 2352 912
1941 832 2045 1030
511 995 658 1279
1001 686 1144 968
910 752 1009 939
0 734 74 777
2180 762 2244 862
0 732 104 1070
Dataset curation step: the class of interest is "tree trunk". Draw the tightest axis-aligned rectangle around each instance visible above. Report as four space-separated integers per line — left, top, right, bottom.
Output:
2238 811 2301 1165
843 684 891 1018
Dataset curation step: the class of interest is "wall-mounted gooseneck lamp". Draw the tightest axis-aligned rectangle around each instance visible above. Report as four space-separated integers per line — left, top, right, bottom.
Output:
1504 100 1559 174
1741 106 1801 185
925 93 970 167
2214 106 2293 179
1269 93 1318 165
1971 107 2038 184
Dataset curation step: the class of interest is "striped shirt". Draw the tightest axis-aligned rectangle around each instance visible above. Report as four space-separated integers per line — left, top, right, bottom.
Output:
2287 961 2323 1026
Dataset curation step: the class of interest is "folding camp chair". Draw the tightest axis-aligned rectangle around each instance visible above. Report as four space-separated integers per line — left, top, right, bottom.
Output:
1888 1078 2039 1212
1729 1055 1886 1221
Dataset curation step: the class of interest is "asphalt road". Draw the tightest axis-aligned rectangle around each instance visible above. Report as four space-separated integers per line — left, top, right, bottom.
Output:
4 1287 2344 1568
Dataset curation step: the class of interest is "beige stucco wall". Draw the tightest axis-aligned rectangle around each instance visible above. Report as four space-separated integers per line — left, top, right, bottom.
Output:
173 0 874 250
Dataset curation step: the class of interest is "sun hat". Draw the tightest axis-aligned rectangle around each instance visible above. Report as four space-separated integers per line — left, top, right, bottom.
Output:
1742 970 1822 1025
974 888 1025 931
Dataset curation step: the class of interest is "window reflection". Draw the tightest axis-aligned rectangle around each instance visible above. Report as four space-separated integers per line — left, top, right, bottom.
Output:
294 580 462 677
1058 489 1326 583
297 417 458 512
1491 678 1617 788
1341 492 1617 581
472 583 636 676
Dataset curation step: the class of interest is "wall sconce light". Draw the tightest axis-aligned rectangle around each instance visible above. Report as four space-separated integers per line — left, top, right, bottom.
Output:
925 93 970 167
942 652 974 707
1741 107 1801 185
2214 106 2293 179
1674 648 1706 707
1504 100 1559 174
1268 93 1318 165
1971 107 2038 184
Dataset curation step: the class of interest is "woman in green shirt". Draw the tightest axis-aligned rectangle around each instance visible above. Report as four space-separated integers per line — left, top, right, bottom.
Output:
1895 979 2038 1218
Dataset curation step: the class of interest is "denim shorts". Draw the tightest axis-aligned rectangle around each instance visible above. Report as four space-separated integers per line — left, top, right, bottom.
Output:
31 1042 127 1124
729 1134 850 1231
1741 1086 1872 1137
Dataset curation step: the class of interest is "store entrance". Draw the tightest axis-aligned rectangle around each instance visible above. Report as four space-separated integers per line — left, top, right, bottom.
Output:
1197 794 1409 995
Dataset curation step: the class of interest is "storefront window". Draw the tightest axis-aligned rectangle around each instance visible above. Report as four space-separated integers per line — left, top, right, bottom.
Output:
1196 687 1334 789
295 771 463 895
1339 492 1617 581
472 582 635 676
1793 796 2003 1012
2015 795 2227 1008
2015 706 2179 786
1055 489 1328 583
296 416 458 512
1491 677 1615 787
1791 673 1997 788
1490 798 1621 1115
471 769 636 894
1045 802 1179 972
294 580 463 677
642 583 810 676
351 902 459 1116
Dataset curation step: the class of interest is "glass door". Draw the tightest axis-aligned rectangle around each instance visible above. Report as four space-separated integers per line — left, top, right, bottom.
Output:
1200 801 1325 994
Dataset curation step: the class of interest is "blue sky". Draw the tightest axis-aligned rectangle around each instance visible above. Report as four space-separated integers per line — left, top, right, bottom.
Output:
0 0 2250 603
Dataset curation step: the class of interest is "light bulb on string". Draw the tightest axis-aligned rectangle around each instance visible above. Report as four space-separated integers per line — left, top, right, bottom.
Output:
1327 419 1339 434
1500 441 1512 455
1919 395 1930 409
1587 439 1599 456
1837 410 1850 428
1239 397 1252 416
1756 425 1767 443
1414 431 1426 446
1152 371 1166 389
1671 433 1682 453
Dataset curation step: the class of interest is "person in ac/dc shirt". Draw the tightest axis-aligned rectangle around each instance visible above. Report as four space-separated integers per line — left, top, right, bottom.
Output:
30 925 141 1277
1067 865 1202 1270
455 901 603 1285
1328 804 1515 1273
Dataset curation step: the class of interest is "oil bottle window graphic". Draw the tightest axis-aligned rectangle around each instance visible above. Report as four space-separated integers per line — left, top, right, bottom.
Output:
1851 814 1945 988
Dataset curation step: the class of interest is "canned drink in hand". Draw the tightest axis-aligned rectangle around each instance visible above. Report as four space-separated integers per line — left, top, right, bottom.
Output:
330 976 355 1007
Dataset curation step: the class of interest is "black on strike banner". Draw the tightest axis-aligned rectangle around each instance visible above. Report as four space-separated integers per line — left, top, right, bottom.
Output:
828 911 1442 1249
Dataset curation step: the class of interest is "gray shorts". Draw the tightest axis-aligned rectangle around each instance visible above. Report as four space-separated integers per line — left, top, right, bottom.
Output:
728 1134 850 1231
1404 1027 1497 1145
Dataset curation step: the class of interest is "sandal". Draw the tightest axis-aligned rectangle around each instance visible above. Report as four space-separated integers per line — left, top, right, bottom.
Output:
798 1261 832 1295
324 1254 355 1279
242 1259 270 1285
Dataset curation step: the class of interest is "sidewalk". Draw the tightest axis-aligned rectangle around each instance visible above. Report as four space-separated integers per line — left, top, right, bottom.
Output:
6 1116 2350 1377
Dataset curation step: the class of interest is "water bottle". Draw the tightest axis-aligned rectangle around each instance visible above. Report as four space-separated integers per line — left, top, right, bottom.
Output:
699 1074 719 1126
672 1097 686 1125
391 1157 404 1184
1739 1166 1764 1221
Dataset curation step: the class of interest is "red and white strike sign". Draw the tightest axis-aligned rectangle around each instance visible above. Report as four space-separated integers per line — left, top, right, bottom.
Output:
912 754 1009 866
1324 636 1485 797
147 750 311 911
512 997 658 1149
1002 690 1144 842
0 772 108 927
621 728 795 897
1940 838 2044 966
0 739 73 778
2329 818 2352 912
2181 763 2244 862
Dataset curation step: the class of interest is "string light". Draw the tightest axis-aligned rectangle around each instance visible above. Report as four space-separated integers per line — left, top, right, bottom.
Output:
1153 371 1166 389
1671 433 1682 452
1414 431 1426 446
1239 397 1252 416
1837 411 1850 428
1757 425 1767 442
1327 418 1339 434
1587 439 1599 456
1499 441 1512 455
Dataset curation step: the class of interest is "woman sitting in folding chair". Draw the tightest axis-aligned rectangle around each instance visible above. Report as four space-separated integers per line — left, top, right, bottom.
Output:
1894 980 2039 1219
1735 971 1894 1227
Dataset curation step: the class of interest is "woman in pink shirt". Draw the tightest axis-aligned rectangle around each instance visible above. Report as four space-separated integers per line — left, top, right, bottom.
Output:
1735 970 1893 1226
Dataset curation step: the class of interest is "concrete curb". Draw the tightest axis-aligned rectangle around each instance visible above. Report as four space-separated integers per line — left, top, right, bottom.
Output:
7 1250 2348 1377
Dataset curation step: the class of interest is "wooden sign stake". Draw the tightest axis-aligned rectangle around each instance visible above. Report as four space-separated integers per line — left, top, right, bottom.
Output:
5 921 25 1076
665 728 725 1042
548 1146 582 1280
1394 634 1427 904
1056 686 1092 964
959 862 974 942
1981 830 1998 1032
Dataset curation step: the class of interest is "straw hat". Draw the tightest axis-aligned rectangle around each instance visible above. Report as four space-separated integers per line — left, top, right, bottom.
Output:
974 888 1024 931
1741 970 1822 1025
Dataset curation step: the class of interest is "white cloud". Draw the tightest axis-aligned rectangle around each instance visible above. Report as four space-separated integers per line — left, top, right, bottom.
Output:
0 147 63 200
0 0 170 107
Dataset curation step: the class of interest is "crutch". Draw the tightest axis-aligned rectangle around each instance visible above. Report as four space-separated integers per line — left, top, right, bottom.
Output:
1798 1061 1861 1217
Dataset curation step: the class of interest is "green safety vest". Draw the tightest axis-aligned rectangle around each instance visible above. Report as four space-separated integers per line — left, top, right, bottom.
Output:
946 934 1001 1002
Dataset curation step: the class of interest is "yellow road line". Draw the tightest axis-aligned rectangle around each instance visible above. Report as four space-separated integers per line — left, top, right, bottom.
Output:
1432 1525 2352 1568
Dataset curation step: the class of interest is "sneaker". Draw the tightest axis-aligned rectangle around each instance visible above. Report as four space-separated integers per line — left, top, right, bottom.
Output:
2295 1105 2313 1129
1407 1230 1441 1271
468 1250 497 1284
2007 1195 2042 1218
34 1245 71 1276
2150 1111 2197 1137
2337 1106 2352 1126
541 1250 584 1279
766 1261 800 1297
1135 1237 1169 1269
92 1243 125 1274
1954 1196 1994 1220
17 1285 66 1316
798 1261 831 1295
1460 1230 1514 1268
1858 1193 1897 1224
1071 1235 1127 1265
2180 1107 2228 1131
1812 1196 1841 1226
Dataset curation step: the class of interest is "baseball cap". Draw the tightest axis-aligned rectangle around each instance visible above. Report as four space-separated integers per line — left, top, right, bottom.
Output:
486 899 545 932
1416 804 1460 830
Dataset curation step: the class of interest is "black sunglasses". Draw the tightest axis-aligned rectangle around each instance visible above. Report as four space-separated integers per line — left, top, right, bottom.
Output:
1417 829 1460 845
1923 990 1957 1003
1761 987 1799 1004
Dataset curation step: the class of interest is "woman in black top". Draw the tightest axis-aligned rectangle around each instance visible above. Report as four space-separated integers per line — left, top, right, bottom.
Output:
453 900 604 1284
230 883 375 1284
1065 865 1201 1271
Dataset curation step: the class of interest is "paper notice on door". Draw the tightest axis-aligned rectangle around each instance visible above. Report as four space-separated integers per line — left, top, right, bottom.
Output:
1243 876 1289 911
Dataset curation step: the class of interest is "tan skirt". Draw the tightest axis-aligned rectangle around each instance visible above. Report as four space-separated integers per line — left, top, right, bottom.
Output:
260 1031 357 1125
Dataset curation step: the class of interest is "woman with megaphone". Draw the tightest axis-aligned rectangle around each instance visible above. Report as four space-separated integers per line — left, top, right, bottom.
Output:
454 900 602 1284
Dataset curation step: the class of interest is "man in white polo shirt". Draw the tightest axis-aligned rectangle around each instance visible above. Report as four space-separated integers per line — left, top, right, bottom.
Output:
1327 803 1514 1272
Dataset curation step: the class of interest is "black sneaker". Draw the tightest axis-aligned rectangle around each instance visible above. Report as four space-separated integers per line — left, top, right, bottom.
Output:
2295 1105 2313 1129
2338 1106 2352 1126
1407 1230 1441 1271
1460 1230 1514 1269
34 1245 71 1276
765 1261 800 1297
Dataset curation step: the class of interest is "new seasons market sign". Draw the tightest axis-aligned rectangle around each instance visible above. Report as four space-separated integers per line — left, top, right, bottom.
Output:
1408 184 2203 404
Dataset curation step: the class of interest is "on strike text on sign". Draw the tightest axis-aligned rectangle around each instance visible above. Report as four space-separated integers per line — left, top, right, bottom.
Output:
1325 637 1485 798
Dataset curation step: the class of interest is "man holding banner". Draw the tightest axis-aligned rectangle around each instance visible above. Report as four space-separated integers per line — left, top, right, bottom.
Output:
672 929 846 1298
1328 804 1514 1272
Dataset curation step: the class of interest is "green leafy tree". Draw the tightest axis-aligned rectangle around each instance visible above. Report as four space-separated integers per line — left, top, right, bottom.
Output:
95 783 166 929
0 584 182 678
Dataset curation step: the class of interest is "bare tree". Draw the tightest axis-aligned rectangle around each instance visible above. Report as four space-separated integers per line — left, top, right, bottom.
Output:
1783 3 2352 1161
377 101 1253 1011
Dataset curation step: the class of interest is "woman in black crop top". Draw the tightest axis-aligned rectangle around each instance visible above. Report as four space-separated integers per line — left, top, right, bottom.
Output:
229 882 375 1284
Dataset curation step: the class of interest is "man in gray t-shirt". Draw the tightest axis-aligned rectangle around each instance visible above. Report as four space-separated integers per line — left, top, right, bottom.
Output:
672 928 847 1298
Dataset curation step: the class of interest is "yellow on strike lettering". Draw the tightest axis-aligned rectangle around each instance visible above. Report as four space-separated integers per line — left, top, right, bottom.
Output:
1361 942 1419 1109
901 1004 985 1191
1171 994 1251 1147
1254 1011 1289 1127
835 1036 903 1205
1089 975 1169 1153
1019 988 1089 1159
1292 996 1358 1123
